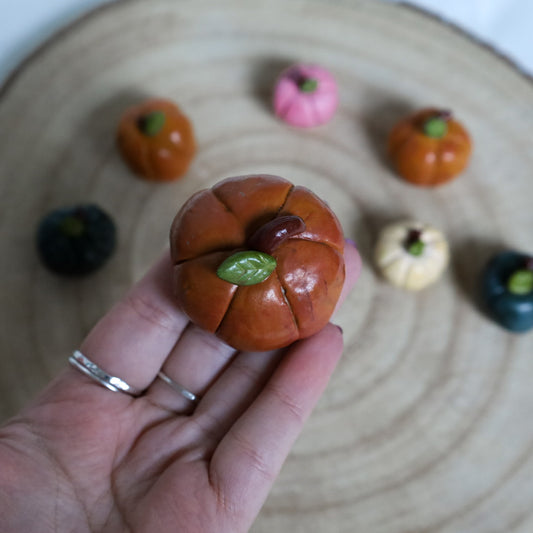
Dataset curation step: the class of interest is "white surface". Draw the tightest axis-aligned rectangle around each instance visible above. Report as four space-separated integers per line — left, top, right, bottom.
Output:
0 0 532 84
0 0 113 83
392 0 533 75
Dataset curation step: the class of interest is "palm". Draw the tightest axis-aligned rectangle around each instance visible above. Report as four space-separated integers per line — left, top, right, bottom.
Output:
0 246 360 533
7 378 244 532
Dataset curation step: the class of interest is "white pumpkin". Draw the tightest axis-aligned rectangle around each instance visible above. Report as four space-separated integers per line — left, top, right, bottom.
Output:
374 220 449 291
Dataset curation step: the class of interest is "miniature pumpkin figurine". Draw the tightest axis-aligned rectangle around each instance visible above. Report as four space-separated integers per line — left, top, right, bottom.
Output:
273 64 338 128
116 98 196 182
37 204 116 276
374 220 449 291
481 251 533 332
388 108 472 186
170 174 346 351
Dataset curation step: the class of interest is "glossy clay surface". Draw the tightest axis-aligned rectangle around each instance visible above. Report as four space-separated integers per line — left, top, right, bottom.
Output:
482 251 533 332
116 98 196 182
273 64 339 128
388 107 472 186
374 220 449 291
170 174 345 351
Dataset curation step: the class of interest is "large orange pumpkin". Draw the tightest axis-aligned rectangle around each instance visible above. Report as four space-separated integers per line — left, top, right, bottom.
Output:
170 174 346 351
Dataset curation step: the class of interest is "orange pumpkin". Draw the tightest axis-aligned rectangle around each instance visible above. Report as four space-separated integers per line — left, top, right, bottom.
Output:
170 174 346 351
388 108 472 186
116 98 196 182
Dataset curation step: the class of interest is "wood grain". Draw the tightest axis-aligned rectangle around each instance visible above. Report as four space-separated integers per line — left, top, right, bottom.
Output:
0 1 532 531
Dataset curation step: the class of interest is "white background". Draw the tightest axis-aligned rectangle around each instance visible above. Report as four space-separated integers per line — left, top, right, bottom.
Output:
1 0 532 83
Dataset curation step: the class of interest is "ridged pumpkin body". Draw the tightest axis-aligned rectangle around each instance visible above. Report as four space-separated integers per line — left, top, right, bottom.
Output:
388 108 472 186
170 175 345 351
117 98 195 182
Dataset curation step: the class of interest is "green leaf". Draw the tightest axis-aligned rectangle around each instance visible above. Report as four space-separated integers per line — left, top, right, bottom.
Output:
507 269 533 295
217 251 277 286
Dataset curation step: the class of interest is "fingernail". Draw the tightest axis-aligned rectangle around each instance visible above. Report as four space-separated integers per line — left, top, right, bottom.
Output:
334 324 343 335
345 237 357 249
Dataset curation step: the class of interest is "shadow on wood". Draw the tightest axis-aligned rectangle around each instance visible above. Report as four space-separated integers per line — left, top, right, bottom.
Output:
249 57 295 114
360 95 416 175
352 206 412 278
83 89 152 156
450 237 505 317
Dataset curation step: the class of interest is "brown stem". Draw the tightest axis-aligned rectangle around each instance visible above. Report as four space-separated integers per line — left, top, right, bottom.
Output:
406 229 422 245
436 109 452 121
248 215 306 254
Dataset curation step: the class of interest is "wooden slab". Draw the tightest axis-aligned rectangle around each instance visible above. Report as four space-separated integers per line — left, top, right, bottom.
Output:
1 1 532 531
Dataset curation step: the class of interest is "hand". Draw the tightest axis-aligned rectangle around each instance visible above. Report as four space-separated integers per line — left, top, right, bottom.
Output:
0 242 361 533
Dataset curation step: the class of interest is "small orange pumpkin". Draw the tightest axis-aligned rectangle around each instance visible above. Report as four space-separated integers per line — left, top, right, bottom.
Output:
170 174 346 352
388 108 472 186
116 98 196 182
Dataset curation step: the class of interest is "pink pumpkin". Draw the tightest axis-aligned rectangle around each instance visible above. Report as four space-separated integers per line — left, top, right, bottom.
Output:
273 64 338 128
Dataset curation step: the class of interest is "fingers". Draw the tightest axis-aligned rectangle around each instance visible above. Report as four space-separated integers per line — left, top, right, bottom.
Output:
208 324 344 525
76 251 189 392
191 348 286 442
145 240 361 412
69 240 359 406
188 240 360 433
203 243 359 522
144 325 237 413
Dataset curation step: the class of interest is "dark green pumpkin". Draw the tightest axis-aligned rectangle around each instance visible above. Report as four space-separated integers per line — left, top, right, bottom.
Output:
37 204 116 276
481 251 533 333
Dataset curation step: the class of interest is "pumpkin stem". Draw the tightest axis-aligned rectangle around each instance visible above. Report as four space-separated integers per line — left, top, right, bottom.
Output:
248 215 306 254
423 110 451 138
137 110 166 137
287 68 319 93
508 270 533 295
299 78 318 93
60 215 85 238
508 257 533 295
405 229 425 256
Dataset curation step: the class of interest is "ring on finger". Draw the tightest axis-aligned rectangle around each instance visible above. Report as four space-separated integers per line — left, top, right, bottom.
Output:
69 350 143 397
157 371 200 404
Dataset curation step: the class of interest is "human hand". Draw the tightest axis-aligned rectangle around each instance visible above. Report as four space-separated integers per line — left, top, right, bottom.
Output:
0 242 361 533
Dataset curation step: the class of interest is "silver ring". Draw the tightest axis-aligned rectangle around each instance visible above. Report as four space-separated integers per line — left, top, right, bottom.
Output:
157 372 199 404
69 350 142 397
